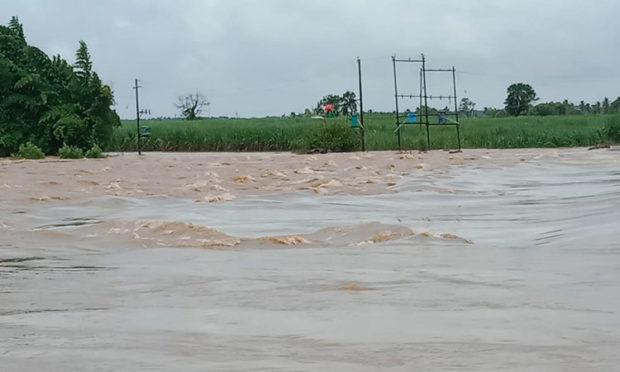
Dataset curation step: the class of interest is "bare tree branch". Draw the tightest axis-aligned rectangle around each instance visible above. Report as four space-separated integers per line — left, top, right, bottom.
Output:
176 92 210 120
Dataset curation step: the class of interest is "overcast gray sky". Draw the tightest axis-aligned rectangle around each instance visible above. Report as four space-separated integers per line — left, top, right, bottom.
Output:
3 0 619 118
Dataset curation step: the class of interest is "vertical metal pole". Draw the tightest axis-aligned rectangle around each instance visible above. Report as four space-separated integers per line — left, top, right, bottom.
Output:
392 56 401 150
419 68 423 131
452 67 461 151
134 78 142 156
452 67 459 124
421 55 430 150
357 57 365 152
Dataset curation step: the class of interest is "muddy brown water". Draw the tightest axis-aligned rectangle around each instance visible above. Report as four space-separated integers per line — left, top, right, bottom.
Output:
1 152 619 371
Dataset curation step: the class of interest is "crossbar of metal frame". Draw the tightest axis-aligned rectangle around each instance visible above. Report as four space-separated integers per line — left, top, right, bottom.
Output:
396 116 461 122
397 94 457 99
397 112 458 118
393 121 460 132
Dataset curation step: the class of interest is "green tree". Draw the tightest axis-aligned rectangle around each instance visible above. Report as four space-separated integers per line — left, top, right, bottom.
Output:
8 16 25 43
602 97 610 114
531 102 558 116
74 40 92 79
315 94 341 116
578 100 587 114
459 97 476 117
0 17 120 156
325 94 342 115
504 83 538 116
531 102 561 116
483 107 506 117
561 99 578 115
610 97 620 113
314 92 358 117
341 91 357 116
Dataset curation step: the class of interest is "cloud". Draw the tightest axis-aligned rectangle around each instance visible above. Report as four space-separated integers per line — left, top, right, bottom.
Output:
113 17 131 29
2 0 620 117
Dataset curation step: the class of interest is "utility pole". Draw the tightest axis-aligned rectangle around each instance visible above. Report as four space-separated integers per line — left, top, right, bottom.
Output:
357 57 365 152
392 56 401 150
134 78 142 155
452 66 461 151
421 54 430 150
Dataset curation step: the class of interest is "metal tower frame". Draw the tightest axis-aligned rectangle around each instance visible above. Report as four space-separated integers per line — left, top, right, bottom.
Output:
392 54 461 151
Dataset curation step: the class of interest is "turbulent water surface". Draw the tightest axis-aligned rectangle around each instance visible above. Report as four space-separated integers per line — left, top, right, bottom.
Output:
1 155 619 371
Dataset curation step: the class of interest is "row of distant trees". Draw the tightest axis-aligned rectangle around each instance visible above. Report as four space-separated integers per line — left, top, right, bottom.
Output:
458 84 620 118
175 91 361 120
173 83 618 121
528 98 620 116
483 99 620 118
175 81 618 121
296 83 620 120
486 83 620 117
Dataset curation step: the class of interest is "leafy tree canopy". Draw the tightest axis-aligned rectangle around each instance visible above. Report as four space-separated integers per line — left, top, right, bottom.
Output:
314 91 357 116
459 97 476 117
0 17 120 156
504 83 538 116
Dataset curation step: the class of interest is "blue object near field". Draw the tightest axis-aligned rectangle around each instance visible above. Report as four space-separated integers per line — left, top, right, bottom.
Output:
351 114 358 127
407 112 417 123
437 113 447 124
140 126 151 136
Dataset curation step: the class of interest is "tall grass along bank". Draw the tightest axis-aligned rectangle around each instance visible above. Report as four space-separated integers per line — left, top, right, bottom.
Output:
108 114 618 153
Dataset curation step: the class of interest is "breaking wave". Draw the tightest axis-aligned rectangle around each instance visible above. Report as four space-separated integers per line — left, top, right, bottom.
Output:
33 219 473 249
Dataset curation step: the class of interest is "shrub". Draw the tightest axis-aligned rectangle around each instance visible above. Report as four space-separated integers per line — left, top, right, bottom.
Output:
603 117 620 143
293 121 360 152
415 137 429 151
57 144 84 159
85 144 105 158
12 142 45 159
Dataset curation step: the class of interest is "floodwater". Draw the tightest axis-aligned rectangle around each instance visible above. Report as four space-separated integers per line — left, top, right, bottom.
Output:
1 156 620 371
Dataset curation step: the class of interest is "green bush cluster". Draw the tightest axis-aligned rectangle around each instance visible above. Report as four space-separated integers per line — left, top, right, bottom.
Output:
85 144 105 158
57 144 84 159
55 143 104 159
11 141 45 159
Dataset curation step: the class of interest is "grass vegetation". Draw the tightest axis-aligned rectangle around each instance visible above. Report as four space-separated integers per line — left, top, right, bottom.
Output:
603 118 620 143
108 114 619 153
